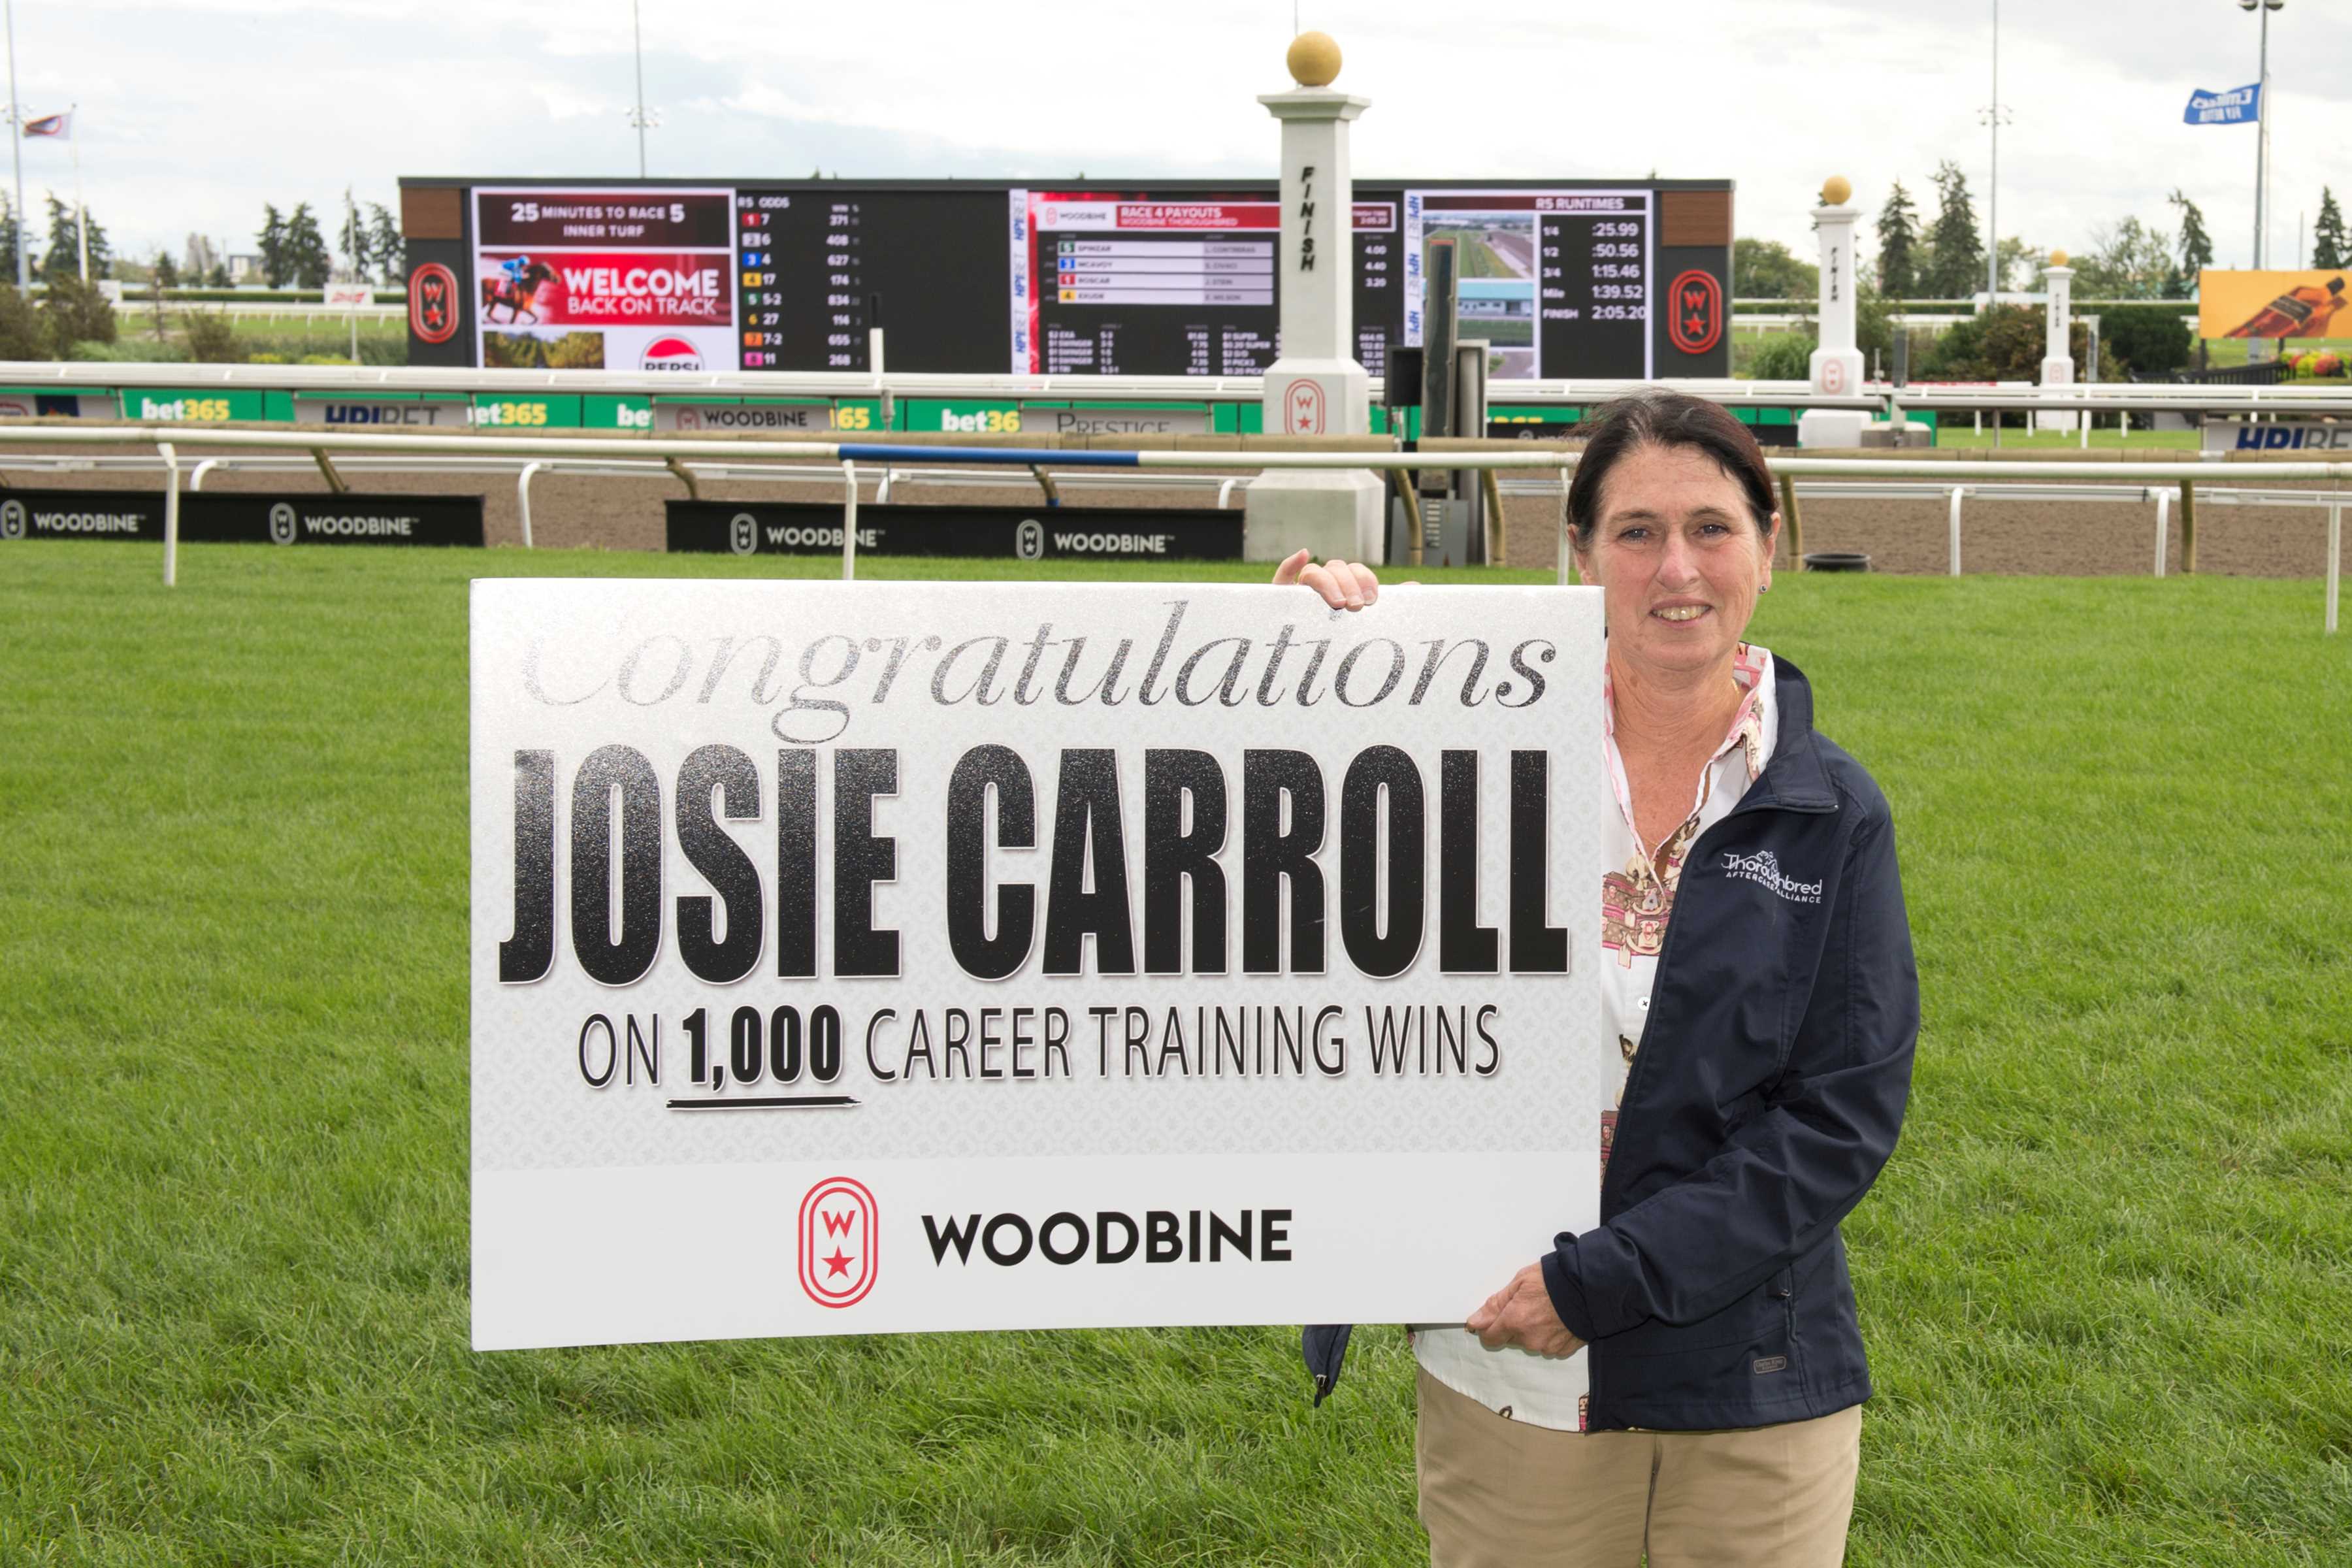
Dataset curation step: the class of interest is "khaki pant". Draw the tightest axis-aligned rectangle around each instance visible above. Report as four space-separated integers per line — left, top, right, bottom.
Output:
1414 1368 1861 1568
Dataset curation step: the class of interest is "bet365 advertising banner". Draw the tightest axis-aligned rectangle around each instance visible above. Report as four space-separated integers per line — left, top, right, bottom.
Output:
471 580 1608 1352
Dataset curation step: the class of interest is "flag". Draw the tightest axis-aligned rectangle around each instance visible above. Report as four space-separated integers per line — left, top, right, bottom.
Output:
2183 85 2259 126
22 111 70 139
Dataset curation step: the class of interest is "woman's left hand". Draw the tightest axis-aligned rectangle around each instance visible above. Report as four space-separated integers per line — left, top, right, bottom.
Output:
1466 1263 1586 1358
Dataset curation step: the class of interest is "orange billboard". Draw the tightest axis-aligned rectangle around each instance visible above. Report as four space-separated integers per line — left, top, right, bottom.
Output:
2198 270 2349 339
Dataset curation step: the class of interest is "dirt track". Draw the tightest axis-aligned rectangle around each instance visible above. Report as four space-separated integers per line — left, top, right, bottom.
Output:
5 436 2339 578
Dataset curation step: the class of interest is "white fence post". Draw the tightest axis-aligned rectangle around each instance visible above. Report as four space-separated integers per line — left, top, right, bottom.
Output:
842 460 859 581
2328 502 2342 634
2153 487 2170 578
515 462 543 549
159 440 179 587
189 458 219 493
1947 486 1963 576
1558 466 1575 585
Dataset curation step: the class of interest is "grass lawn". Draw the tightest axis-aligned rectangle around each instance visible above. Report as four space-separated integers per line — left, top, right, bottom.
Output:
2 544 2347 1565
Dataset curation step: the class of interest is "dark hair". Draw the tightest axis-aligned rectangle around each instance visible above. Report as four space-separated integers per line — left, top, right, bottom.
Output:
1564 389 1776 549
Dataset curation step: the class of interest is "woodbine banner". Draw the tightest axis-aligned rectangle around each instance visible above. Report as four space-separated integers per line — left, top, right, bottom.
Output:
471 580 1607 1354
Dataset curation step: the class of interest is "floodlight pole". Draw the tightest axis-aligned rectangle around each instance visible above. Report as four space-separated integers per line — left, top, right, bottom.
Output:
2253 2 2272 267
630 0 649 178
1987 0 1999 300
3 0 24 291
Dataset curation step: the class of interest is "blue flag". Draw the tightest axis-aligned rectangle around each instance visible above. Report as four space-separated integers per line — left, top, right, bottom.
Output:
2184 84 2260 125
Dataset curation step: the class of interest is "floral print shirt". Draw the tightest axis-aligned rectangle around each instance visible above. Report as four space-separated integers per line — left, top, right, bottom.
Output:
1413 644 1778 1433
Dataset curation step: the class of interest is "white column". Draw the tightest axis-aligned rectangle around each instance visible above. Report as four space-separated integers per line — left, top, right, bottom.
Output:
1243 35 1386 563
2036 258 2078 433
1797 177 1869 449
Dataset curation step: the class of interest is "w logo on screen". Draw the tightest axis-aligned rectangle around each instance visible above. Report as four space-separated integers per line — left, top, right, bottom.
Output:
798 1177 878 1308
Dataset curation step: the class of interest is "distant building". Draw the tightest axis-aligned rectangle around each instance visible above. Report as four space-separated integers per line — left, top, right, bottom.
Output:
228 254 265 284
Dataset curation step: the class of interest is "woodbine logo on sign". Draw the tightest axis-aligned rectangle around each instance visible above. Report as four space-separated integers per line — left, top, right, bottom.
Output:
470 580 1609 1355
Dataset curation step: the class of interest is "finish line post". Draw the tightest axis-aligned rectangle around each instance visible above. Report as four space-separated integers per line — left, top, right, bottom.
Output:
1243 31 1384 564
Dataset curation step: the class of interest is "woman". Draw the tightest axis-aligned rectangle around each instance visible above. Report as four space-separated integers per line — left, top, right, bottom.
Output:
1277 391 1918 1567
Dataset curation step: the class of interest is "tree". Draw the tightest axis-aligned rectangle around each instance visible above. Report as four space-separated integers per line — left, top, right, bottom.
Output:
84 210 111 280
1993 237 2042 293
337 188 367 282
2073 217 2175 300
2168 190 2213 296
1875 181 1919 297
1733 237 1816 300
366 203 402 284
2314 188 2347 271
0 190 20 281
41 193 77 281
154 250 180 288
1923 161 1984 298
258 204 290 287
284 202 332 289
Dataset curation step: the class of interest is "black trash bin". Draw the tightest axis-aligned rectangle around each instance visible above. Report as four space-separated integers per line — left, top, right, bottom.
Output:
1803 551 1870 572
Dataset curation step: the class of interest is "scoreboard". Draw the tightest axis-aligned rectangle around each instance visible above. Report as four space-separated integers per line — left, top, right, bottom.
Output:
402 178 1731 381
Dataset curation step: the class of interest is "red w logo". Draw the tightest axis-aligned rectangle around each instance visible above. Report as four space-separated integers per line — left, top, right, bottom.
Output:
1665 269 1722 355
819 1209 858 1239
1284 378 1326 434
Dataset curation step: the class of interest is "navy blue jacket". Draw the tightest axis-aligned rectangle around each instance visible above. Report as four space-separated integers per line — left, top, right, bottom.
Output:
1307 655 1918 1432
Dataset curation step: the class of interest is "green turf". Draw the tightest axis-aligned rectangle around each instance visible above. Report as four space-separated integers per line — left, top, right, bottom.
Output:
2 544 2347 1565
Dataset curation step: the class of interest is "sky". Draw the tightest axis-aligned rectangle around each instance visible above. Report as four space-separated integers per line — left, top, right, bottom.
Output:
15 0 2352 276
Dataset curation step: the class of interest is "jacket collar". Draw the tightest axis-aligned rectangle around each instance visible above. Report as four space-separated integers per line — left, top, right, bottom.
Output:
1733 653 1838 815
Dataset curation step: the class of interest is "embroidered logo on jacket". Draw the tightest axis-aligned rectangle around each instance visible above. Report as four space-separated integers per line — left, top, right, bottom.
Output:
1721 849 1822 904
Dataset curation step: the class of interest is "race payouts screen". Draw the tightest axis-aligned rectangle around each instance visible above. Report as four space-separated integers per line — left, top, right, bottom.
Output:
1011 191 1400 377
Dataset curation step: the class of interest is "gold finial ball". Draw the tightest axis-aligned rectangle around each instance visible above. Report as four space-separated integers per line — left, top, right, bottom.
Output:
2048 248 2070 267
1287 31 1342 87
1820 175 1852 206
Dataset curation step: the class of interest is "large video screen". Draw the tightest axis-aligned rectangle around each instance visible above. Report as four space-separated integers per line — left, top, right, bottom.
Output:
408 178 1729 381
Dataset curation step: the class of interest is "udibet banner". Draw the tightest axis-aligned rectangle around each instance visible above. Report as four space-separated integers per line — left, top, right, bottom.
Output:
471 579 1607 1353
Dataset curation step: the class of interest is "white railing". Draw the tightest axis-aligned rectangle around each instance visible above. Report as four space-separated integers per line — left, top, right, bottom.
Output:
0 424 2336 634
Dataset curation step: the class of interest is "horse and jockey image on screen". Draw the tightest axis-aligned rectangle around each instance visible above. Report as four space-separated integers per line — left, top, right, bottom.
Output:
481 254 555 325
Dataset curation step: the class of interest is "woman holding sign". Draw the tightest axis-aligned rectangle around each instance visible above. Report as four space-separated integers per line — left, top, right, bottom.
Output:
1278 391 1917 1568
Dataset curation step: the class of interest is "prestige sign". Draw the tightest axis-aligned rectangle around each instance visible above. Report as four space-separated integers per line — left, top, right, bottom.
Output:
471 580 1609 1352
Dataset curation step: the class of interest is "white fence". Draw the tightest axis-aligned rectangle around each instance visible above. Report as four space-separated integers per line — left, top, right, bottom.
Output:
0 424 2336 634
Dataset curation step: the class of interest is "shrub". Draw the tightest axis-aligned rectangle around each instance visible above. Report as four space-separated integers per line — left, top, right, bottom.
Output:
0 283 46 358
180 310 242 363
2096 304 2193 378
39 276 118 355
1919 304 2091 381
1745 332 1816 380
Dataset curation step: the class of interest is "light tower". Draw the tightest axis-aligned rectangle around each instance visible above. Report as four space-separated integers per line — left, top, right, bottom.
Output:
1797 176 1869 449
1242 32 1385 563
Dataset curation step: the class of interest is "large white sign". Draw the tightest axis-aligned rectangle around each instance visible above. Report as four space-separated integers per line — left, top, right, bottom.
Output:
471 580 1607 1353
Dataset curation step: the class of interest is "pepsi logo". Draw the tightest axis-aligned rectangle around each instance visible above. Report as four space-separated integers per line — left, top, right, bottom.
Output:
641 336 704 372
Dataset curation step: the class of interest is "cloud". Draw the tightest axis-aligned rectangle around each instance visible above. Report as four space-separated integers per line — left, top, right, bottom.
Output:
27 0 2352 275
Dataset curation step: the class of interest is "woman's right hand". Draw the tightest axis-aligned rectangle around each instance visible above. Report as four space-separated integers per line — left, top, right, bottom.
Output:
1273 549 1382 612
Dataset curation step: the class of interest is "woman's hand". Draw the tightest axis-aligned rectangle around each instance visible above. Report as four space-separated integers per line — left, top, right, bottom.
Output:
1272 549 1380 611
1465 1263 1586 1358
